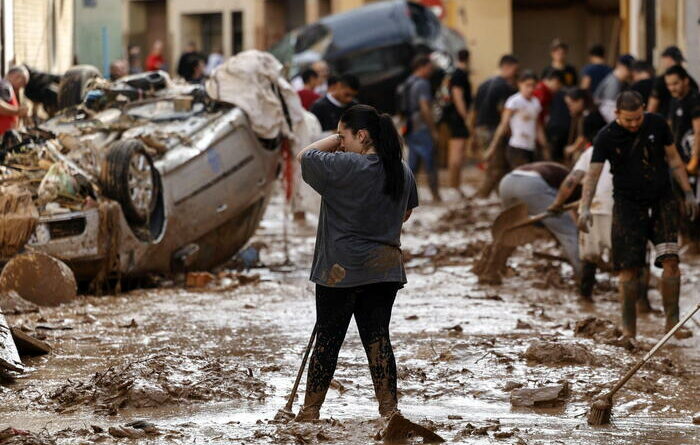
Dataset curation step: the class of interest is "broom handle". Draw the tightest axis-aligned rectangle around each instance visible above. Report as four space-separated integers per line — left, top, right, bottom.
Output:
609 301 700 396
284 324 318 411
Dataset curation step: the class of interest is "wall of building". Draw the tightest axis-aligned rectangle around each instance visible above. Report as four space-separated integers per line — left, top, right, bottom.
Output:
513 3 619 74
166 0 259 69
13 0 73 73
74 0 124 74
445 0 513 88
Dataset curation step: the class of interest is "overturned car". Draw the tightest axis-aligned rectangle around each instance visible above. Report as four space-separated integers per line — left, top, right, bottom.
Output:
270 0 466 113
0 51 318 286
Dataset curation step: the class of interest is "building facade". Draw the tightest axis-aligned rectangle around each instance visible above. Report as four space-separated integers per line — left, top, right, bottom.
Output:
5 0 74 74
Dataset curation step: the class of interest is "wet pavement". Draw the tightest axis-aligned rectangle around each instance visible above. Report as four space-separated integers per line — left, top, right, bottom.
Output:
1 169 699 444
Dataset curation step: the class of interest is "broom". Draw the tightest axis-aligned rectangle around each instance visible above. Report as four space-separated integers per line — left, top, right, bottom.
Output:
588 301 700 425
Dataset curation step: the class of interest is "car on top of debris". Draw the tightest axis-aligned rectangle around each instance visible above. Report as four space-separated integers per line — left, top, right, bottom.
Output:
269 0 466 113
0 51 318 286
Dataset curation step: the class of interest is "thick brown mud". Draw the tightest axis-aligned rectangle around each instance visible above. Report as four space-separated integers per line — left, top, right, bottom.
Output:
1 170 699 444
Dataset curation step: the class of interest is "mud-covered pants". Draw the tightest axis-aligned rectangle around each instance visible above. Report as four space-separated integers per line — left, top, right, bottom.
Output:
303 282 400 417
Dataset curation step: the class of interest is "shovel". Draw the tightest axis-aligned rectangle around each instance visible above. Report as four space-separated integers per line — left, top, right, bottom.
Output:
274 324 317 422
491 201 579 247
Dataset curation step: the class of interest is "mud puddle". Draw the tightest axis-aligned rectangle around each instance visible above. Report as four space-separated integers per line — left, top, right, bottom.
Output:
2 171 699 444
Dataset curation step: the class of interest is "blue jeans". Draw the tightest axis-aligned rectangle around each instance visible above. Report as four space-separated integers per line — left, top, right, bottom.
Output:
406 129 438 192
499 172 582 277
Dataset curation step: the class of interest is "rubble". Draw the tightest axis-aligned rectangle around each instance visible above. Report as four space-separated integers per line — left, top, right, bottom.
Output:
0 312 23 373
523 340 596 365
0 186 38 258
510 383 569 407
10 328 51 356
48 351 269 414
0 428 56 445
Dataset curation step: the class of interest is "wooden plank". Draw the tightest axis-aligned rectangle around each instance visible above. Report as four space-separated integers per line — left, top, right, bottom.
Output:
0 313 23 373
10 328 51 356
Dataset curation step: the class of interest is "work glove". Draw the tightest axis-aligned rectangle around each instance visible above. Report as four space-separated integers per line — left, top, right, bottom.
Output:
577 207 592 233
684 190 698 221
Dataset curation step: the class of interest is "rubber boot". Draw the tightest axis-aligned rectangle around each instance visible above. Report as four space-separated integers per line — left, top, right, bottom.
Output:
295 388 326 422
620 279 639 338
660 277 692 339
636 267 654 314
578 261 597 301
365 340 399 418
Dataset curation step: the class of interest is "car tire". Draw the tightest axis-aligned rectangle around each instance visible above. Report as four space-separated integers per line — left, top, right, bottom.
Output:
100 139 160 226
57 65 101 110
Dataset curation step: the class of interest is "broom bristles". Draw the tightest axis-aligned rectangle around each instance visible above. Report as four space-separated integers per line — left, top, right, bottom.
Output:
587 397 612 425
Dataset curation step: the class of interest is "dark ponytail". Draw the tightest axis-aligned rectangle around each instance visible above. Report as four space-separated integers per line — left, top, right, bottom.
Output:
340 104 405 201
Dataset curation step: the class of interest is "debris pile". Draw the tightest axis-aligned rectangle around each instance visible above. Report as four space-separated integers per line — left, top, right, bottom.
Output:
49 351 269 414
0 70 205 241
523 340 596 365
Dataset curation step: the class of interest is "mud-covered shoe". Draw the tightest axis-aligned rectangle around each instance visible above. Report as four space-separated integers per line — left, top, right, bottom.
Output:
294 406 320 422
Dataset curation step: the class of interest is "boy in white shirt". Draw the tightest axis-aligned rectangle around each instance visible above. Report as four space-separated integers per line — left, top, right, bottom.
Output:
486 71 548 169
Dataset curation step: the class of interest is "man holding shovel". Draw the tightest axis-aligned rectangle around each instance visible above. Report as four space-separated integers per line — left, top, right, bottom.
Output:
578 91 697 339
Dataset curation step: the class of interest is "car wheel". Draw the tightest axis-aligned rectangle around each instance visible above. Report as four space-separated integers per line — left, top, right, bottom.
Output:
100 139 160 225
57 65 101 110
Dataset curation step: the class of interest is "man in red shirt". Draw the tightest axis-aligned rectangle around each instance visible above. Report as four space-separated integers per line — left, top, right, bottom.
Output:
0 66 29 136
533 69 564 124
297 68 322 110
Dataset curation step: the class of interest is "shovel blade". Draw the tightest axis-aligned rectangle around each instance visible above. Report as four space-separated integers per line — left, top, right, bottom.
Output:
491 203 529 242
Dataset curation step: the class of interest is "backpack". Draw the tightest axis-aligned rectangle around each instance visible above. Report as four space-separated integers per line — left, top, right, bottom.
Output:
396 76 419 134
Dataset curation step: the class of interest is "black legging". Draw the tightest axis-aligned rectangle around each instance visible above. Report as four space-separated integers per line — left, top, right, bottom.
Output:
304 281 400 416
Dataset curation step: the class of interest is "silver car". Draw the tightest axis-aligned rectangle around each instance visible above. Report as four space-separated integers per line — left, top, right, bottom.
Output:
21 73 282 282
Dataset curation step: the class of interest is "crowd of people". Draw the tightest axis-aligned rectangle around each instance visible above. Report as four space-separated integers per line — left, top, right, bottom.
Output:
287 40 700 422
109 40 225 85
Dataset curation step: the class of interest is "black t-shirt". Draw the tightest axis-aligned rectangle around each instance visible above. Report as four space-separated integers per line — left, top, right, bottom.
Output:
474 76 516 128
310 96 353 132
449 68 472 110
631 78 653 105
592 113 674 202
542 64 578 87
582 108 607 143
669 89 700 161
651 73 699 119
547 90 571 130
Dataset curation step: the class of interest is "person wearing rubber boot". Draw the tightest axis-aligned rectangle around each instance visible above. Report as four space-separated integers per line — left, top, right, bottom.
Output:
578 91 697 339
295 104 418 421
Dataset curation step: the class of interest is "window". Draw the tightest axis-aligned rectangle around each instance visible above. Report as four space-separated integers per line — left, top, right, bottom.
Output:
232 11 243 54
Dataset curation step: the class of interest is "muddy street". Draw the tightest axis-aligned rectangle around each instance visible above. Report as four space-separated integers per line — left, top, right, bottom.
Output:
1 171 699 444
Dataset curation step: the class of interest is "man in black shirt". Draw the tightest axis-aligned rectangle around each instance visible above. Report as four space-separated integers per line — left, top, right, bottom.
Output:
473 54 519 198
665 65 700 165
176 41 206 82
310 74 360 132
630 61 654 105
648 46 698 119
666 65 700 251
579 91 697 339
541 39 578 88
446 49 472 197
